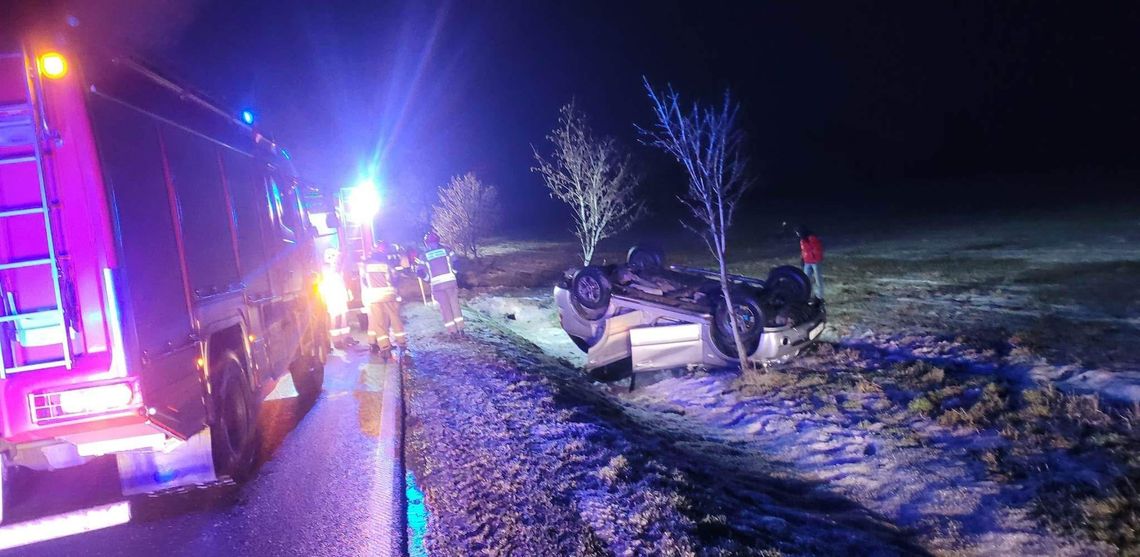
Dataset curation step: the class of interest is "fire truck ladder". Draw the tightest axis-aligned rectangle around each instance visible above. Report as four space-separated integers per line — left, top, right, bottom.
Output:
0 50 72 377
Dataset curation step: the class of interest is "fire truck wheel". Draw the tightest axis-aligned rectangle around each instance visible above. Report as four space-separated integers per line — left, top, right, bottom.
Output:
292 343 326 403
0 460 9 525
210 352 258 482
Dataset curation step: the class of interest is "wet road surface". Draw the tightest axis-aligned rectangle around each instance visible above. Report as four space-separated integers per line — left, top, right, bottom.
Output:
3 344 401 557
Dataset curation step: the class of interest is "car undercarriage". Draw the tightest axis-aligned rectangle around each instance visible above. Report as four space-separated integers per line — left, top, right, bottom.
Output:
554 246 826 375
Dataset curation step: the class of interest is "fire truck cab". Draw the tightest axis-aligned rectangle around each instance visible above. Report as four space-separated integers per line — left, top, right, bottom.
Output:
0 26 328 522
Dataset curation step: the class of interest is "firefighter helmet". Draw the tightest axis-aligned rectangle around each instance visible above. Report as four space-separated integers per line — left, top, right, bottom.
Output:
424 231 440 248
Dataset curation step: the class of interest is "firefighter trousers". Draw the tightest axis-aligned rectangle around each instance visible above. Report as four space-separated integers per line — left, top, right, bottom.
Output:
431 280 464 332
367 300 406 349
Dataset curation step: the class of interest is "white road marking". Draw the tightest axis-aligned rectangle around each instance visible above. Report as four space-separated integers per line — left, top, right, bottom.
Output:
0 501 131 551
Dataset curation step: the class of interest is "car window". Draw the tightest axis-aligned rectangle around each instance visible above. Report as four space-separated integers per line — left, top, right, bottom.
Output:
268 176 297 242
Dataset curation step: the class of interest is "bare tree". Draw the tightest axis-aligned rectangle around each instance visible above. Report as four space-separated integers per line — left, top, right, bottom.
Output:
532 101 644 265
431 172 501 258
639 79 756 372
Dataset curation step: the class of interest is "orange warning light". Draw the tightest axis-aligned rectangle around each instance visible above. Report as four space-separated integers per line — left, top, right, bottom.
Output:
39 52 68 79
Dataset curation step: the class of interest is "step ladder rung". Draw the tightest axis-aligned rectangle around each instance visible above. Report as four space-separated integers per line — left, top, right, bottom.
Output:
0 308 60 323
0 206 45 218
5 360 69 373
0 155 35 166
0 101 32 113
0 49 74 377
0 257 53 271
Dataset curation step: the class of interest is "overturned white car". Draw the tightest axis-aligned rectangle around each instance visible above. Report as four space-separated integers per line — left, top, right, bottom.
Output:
555 246 826 375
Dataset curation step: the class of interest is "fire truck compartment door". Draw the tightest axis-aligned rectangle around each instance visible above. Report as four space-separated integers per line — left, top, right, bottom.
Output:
629 323 703 372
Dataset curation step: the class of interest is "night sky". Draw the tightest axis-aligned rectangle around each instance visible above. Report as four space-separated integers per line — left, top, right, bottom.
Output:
32 1 1140 232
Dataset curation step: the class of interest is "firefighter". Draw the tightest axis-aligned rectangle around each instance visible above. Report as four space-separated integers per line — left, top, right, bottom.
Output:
360 241 407 360
319 248 353 349
419 231 465 335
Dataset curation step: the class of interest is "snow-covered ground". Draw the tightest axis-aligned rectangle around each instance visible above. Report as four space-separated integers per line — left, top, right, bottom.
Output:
407 209 1139 554
403 303 926 556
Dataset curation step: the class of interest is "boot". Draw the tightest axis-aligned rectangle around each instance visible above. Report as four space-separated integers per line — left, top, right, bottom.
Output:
370 342 381 354
379 347 393 362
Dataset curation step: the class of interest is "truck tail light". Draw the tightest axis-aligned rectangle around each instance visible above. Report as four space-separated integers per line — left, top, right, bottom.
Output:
58 383 135 415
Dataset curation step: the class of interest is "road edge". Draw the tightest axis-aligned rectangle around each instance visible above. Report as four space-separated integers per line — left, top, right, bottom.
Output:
377 356 408 557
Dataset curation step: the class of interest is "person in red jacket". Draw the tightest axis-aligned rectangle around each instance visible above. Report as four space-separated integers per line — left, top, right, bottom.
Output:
796 226 824 300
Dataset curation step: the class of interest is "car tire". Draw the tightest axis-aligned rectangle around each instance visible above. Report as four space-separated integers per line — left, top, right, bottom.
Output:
712 289 764 358
571 266 612 314
627 244 665 274
210 352 258 482
765 265 812 306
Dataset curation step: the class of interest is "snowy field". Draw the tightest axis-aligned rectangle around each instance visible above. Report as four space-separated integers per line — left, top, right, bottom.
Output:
405 208 1139 555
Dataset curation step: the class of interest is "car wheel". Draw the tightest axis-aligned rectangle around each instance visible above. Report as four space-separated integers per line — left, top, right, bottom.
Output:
210 352 258 482
765 265 812 306
627 244 665 274
571 266 612 313
712 289 764 358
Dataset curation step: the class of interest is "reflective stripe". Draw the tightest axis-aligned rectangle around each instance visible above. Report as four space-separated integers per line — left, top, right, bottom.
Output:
330 327 350 335
377 335 389 341
453 317 465 322
393 332 407 338
362 285 397 303
430 272 456 285
365 263 390 272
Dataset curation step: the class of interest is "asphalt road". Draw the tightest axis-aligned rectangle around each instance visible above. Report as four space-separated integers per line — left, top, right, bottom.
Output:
2 344 403 557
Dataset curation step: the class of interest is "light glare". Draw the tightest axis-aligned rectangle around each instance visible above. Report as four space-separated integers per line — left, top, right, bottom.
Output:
346 183 381 224
39 52 68 79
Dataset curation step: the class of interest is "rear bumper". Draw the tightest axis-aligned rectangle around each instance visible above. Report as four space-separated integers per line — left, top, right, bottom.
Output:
1 358 146 447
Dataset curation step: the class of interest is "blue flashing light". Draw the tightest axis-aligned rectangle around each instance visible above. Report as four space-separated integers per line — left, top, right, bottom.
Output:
281 149 291 160
241 110 255 125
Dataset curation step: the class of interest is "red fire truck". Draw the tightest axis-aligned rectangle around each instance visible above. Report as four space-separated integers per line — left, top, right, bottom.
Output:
0 27 328 521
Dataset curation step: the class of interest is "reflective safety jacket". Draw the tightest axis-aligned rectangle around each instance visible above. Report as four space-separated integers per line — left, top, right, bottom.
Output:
421 247 456 286
360 255 398 304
